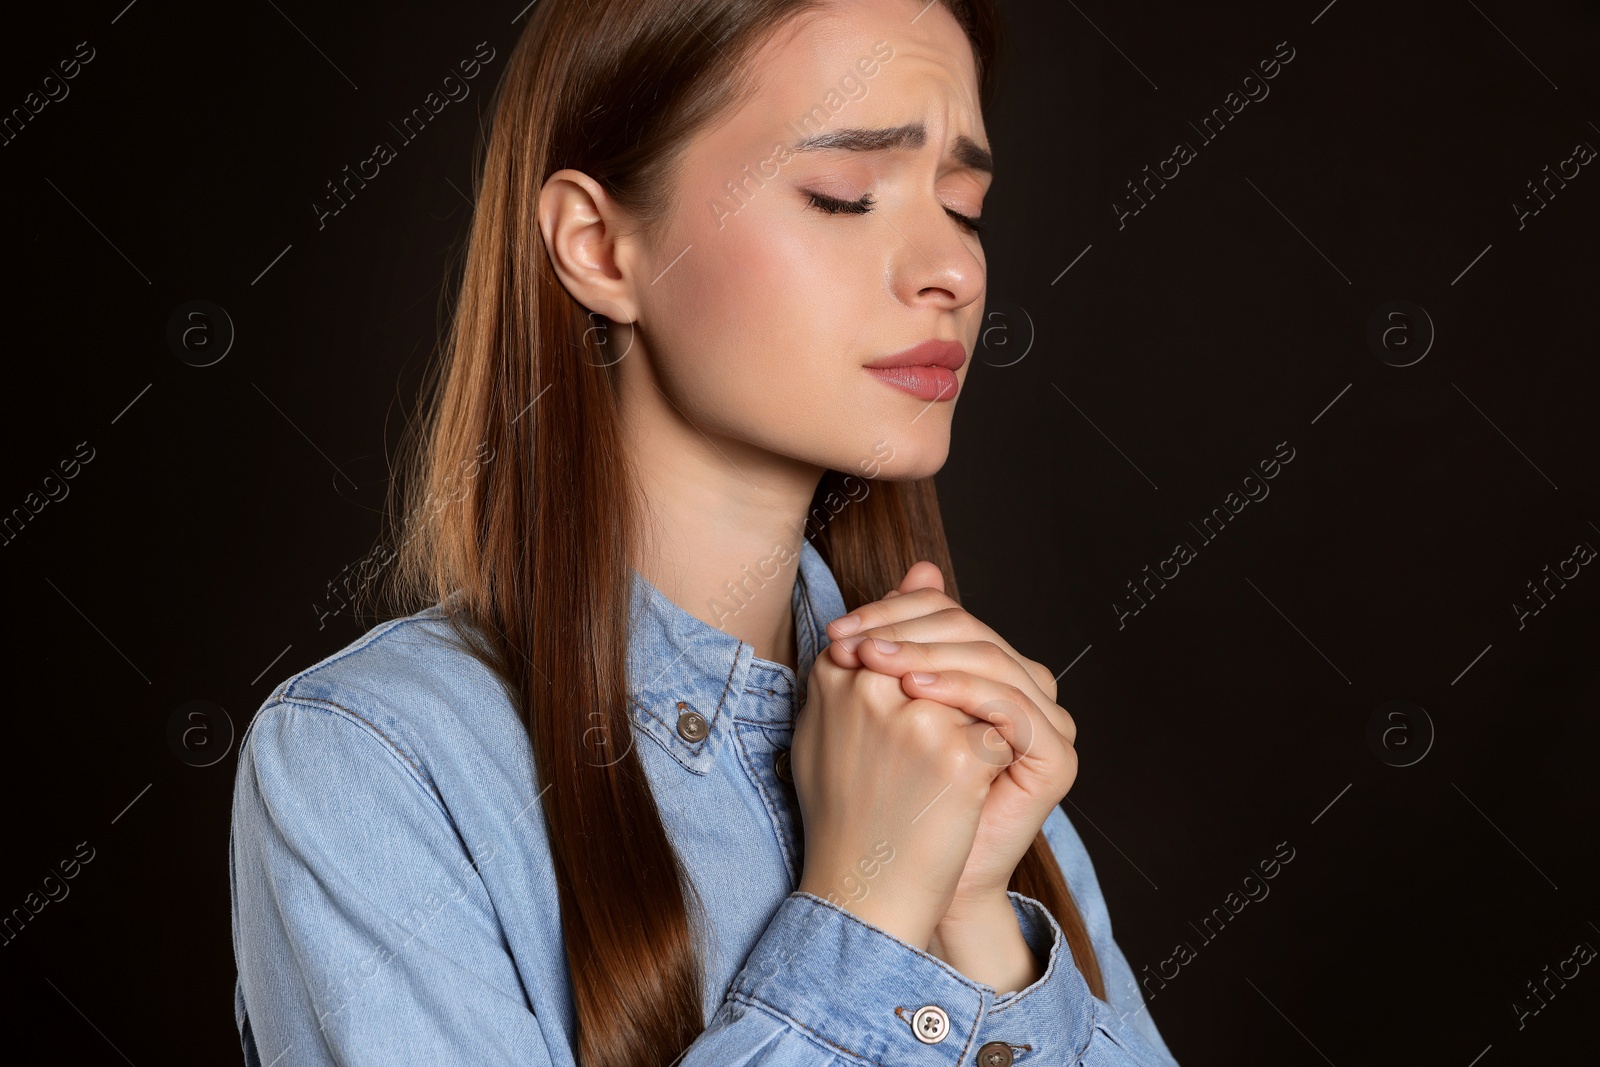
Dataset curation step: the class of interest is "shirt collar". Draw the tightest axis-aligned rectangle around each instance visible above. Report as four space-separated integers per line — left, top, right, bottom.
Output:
626 538 848 774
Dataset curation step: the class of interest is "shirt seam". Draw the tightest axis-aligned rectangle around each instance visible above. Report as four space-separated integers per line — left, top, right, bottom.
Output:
268 693 445 808
716 643 742 718
989 897 1065 1015
791 892 988 993
723 990 881 1066
273 611 442 703
625 641 744 771
729 713 796 726
747 662 796 681
730 722 800 884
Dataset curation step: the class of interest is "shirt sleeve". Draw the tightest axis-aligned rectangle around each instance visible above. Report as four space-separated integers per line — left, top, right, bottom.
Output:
230 700 549 1065
700 888 1182 1065
231 698 1174 1066
1040 808 1181 1061
978 891 1183 1065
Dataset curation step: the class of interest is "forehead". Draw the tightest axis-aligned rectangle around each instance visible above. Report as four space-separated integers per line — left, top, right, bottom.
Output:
725 0 985 147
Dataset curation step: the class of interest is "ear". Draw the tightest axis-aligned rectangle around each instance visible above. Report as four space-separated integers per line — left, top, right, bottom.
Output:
537 168 643 324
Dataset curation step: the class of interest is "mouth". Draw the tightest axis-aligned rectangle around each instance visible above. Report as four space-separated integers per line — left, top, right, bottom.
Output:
863 365 960 401
863 339 966 402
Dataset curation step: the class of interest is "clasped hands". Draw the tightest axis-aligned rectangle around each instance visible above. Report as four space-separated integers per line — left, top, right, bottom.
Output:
822 560 1078 990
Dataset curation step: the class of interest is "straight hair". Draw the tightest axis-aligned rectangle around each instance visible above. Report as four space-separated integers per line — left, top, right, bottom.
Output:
385 2 1105 1064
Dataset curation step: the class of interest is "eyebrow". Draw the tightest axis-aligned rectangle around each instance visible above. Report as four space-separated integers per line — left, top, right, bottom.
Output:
790 122 993 175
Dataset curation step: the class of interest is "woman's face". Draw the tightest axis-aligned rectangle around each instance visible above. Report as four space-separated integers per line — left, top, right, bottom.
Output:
612 0 990 483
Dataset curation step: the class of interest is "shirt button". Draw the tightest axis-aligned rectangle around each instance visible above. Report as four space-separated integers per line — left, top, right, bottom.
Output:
774 749 793 783
675 708 709 743
977 1041 1015 1067
910 1005 950 1044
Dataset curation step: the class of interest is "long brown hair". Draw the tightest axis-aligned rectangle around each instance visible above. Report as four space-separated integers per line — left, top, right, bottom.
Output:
385 2 1104 1063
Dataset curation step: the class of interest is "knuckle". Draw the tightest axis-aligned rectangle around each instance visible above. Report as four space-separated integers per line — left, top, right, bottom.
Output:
867 622 905 643
978 640 1010 670
902 696 945 729
852 680 908 725
904 699 955 750
811 653 845 684
1029 658 1058 696
938 741 983 782
855 667 904 701
853 605 888 630
1054 747 1079 792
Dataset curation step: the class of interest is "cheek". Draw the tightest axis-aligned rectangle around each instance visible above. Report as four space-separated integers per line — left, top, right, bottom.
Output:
636 181 952 472
663 212 870 390
688 226 800 333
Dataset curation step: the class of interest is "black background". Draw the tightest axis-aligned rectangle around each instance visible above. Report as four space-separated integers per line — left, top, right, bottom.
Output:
2 1 1596 1063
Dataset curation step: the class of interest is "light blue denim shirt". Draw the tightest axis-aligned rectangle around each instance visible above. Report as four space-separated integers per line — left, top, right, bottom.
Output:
230 538 1179 1065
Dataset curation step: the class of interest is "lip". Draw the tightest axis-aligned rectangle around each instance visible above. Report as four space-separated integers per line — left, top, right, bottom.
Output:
863 339 966 402
864 339 968 372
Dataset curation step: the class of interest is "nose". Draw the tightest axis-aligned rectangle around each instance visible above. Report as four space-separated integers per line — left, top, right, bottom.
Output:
888 202 985 313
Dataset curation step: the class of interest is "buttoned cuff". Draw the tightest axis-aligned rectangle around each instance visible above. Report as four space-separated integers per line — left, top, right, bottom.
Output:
729 891 994 1064
1005 890 1057 982
984 891 1097 1056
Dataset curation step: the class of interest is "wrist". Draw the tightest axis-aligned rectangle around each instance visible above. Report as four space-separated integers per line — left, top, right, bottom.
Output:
934 888 1016 947
796 875 936 953
929 891 1042 995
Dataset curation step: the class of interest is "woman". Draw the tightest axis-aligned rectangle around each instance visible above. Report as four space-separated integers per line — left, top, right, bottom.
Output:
229 0 1180 1064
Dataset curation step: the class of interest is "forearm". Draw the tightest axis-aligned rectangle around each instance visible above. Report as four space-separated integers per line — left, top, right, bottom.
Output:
926 892 1042 995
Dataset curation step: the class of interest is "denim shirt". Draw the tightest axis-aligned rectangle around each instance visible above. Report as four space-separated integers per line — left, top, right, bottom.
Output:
230 538 1179 1066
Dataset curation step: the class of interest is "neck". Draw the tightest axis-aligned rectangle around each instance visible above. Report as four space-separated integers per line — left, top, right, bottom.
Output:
622 374 824 672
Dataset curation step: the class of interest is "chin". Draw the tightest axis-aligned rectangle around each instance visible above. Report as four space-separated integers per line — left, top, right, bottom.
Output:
852 430 950 483
884 454 950 482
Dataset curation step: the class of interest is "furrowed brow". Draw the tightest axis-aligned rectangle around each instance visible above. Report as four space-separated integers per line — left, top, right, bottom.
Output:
791 122 993 175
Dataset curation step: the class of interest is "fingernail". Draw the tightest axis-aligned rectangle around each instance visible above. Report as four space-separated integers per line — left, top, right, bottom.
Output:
871 638 899 654
832 614 861 635
909 671 939 685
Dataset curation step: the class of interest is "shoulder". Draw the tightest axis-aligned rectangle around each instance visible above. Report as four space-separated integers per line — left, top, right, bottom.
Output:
238 605 522 805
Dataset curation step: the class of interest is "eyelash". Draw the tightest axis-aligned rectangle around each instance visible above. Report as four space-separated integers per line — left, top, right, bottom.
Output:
804 190 984 234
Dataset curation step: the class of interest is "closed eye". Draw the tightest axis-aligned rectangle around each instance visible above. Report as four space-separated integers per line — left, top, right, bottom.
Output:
804 190 983 234
805 190 875 216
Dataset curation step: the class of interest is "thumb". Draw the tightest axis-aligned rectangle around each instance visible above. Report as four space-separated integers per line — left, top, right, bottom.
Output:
894 560 946 596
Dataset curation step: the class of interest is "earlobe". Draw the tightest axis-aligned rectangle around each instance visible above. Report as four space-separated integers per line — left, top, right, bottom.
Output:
537 168 641 323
